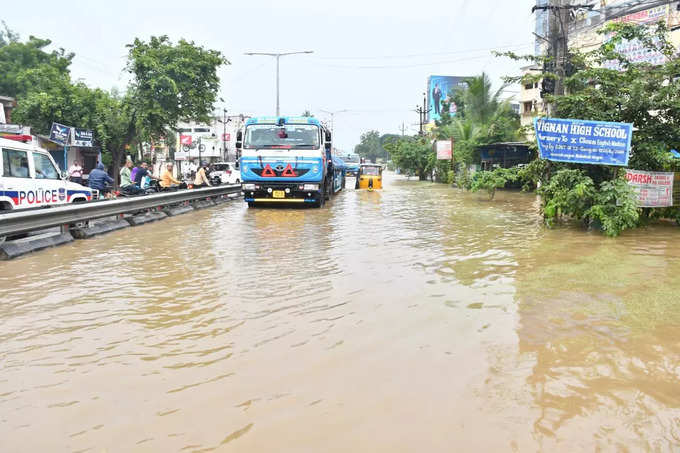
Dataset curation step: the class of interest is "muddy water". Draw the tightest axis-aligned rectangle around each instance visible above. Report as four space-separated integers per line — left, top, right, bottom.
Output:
1 174 679 452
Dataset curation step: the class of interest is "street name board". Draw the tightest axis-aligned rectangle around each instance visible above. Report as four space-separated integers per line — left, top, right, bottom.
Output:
49 122 71 146
71 128 94 147
435 140 452 160
534 118 632 166
625 169 675 207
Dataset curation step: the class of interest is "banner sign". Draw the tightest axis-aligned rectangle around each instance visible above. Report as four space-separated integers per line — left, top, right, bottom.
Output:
71 128 94 147
49 122 71 146
435 140 452 160
222 133 231 142
534 118 632 166
180 134 192 146
174 151 188 161
625 170 674 207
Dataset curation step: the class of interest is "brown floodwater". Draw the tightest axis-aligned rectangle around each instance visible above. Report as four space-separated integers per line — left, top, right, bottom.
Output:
1 174 679 452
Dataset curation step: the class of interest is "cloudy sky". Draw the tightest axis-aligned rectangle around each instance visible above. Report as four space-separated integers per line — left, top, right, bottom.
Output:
3 0 536 151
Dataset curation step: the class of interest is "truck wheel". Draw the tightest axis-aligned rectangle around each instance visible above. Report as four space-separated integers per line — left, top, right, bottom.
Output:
247 202 255 208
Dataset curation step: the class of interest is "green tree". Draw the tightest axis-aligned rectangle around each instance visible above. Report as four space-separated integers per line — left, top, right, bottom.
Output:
354 130 388 162
498 21 679 235
0 30 73 99
383 135 433 180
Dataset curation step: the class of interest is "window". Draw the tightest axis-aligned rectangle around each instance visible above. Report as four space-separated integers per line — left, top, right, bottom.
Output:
524 83 533 90
32 153 60 179
523 101 533 114
2 149 30 178
177 128 192 133
244 124 320 149
193 127 210 133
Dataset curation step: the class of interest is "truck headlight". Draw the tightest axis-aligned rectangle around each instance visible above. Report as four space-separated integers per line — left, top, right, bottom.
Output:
303 184 319 191
243 183 255 190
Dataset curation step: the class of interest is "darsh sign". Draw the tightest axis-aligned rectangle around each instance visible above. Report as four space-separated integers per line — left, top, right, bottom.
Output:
625 169 675 207
534 118 632 166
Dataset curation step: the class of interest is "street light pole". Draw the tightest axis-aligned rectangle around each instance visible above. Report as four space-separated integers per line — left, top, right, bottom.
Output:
320 109 349 135
244 50 314 116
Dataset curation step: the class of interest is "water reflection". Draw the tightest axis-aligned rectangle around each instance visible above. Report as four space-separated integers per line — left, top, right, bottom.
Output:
0 175 679 451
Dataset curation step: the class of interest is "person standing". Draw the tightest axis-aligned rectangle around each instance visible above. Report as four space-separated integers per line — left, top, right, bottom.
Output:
69 160 84 185
432 84 442 116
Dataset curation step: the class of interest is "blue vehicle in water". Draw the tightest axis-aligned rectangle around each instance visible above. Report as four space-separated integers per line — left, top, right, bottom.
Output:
343 153 361 177
236 116 345 208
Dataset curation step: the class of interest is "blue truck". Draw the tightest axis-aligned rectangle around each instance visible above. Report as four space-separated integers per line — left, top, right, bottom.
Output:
236 116 345 208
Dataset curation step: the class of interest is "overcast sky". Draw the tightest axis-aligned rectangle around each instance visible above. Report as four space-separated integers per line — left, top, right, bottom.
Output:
3 0 536 152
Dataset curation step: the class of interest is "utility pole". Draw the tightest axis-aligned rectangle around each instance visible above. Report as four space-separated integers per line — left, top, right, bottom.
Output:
533 0 593 115
320 109 349 135
400 122 406 136
244 51 314 116
415 92 431 135
222 108 227 161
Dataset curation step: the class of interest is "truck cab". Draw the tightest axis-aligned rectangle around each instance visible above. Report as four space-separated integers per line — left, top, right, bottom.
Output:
0 136 94 212
237 116 334 207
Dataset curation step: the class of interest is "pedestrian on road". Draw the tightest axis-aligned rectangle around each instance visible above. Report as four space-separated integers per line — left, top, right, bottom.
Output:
69 160 83 185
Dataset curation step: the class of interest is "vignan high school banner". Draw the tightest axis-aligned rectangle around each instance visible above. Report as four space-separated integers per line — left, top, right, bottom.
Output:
534 118 633 166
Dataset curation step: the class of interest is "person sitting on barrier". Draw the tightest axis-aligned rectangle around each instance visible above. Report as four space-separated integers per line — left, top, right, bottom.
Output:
88 163 114 198
193 161 212 188
120 159 145 195
160 162 184 190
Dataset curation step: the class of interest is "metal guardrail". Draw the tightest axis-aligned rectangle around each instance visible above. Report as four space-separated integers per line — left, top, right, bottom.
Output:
0 185 241 237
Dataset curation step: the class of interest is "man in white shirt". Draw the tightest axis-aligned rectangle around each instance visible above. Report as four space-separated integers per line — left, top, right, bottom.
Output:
69 160 83 185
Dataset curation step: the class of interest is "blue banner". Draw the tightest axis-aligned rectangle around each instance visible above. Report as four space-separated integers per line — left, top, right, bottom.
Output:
49 122 71 146
534 118 632 166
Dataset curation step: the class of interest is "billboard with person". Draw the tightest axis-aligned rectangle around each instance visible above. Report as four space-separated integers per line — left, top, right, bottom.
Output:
427 75 470 123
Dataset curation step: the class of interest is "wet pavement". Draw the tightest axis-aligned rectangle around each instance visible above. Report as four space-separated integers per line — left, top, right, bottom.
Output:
1 174 679 451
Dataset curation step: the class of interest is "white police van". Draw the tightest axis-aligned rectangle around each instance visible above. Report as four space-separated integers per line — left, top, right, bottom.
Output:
0 136 94 212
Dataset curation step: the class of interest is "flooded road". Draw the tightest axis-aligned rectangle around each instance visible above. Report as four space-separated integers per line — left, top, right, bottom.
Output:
1 174 680 452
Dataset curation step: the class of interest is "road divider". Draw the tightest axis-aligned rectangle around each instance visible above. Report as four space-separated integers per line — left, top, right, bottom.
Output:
0 185 241 260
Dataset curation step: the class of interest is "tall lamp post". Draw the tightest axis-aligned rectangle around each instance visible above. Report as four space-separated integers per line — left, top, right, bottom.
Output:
244 50 314 116
320 109 349 135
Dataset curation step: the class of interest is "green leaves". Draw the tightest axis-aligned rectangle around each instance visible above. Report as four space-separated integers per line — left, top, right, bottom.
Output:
469 167 518 200
354 130 389 162
125 36 229 139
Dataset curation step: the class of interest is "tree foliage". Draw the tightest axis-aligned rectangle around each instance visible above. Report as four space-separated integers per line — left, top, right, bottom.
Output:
354 130 388 162
497 21 680 235
383 135 433 180
2 24 228 186
125 36 228 140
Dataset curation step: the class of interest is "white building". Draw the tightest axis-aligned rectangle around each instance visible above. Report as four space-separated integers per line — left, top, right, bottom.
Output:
174 114 249 164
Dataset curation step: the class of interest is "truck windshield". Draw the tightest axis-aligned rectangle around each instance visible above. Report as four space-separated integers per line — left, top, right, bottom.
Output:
244 124 319 149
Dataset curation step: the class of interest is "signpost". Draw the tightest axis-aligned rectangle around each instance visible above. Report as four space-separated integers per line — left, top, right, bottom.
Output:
435 140 452 160
625 170 675 207
71 128 94 147
49 123 71 146
534 118 632 166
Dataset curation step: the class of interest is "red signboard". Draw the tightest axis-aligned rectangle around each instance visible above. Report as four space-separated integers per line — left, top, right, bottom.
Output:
222 133 231 141
180 134 192 146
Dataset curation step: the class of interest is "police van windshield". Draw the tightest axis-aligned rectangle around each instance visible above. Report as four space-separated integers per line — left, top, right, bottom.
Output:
244 124 319 149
